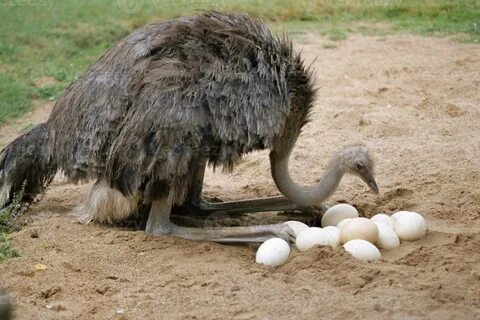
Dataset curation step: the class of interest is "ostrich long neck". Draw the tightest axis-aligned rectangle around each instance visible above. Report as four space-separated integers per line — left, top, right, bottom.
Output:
270 151 344 207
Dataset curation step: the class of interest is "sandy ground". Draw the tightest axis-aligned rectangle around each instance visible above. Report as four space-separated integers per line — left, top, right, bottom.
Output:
1 33 480 319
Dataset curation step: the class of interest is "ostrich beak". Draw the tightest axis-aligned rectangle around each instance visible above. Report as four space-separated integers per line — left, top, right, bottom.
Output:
368 179 379 194
361 172 379 194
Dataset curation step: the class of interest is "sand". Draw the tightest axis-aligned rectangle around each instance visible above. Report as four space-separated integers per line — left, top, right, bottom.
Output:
0 34 479 320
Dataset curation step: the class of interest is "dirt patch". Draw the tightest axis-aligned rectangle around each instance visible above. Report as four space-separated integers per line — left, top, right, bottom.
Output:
0 101 54 148
1 34 480 319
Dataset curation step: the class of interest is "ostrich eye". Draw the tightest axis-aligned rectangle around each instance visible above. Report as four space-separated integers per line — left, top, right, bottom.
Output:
356 162 365 170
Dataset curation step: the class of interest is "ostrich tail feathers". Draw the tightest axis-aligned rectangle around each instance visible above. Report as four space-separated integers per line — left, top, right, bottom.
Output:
0 123 56 207
74 181 139 224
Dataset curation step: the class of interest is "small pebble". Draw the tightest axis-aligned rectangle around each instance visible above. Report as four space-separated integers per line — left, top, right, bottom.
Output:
30 229 39 238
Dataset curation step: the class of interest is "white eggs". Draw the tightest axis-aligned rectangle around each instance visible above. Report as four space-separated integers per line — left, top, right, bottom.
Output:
343 239 382 262
285 221 309 237
322 226 341 248
295 228 333 252
253 205 428 266
373 221 400 250
339 217 379 244
337 218 352 229
391 211 427 241
321 204 359 227
256 238 291 267
370 214 395 229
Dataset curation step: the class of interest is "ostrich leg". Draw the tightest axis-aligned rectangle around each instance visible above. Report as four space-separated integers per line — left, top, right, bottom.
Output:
183 157 324 217
147 197 296 243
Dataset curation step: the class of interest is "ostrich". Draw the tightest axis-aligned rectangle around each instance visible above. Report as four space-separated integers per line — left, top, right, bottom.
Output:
0 12 378 242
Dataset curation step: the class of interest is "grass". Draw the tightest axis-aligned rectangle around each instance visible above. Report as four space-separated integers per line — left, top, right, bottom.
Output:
0 1 478 124
0 233 20 261
0 74 31 121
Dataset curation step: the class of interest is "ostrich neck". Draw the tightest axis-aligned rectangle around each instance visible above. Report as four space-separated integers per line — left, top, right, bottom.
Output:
270 152 344 207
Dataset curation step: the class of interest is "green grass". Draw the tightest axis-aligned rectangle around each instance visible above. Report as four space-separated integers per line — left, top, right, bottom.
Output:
0 0 478 125
0 74 31 121
0 233 19 262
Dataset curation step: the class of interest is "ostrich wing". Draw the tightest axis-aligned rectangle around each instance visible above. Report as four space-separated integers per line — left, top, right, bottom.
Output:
48 13 296 201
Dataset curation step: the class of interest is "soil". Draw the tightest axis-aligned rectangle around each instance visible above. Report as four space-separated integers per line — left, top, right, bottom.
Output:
1 34 480 320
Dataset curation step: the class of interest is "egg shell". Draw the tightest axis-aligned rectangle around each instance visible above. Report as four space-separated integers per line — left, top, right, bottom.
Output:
340 217 379 244
321 204 359 227
256 238 291 267
295 228 333 252
373 221 400 250
343 239 382 261
285 221 309 237
337 218 352 229
322 226 341 248
370 214 395 229
391 211 427 241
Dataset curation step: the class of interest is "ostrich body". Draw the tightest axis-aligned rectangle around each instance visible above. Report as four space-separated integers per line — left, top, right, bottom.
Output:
0 12 378 242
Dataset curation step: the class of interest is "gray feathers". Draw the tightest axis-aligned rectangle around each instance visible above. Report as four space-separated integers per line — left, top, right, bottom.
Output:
0 124 56 204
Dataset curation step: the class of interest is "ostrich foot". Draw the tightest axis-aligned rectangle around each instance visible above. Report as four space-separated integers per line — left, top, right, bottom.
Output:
146 198 296 243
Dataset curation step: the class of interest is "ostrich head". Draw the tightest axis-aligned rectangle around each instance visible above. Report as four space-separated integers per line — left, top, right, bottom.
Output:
337 145 378 194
